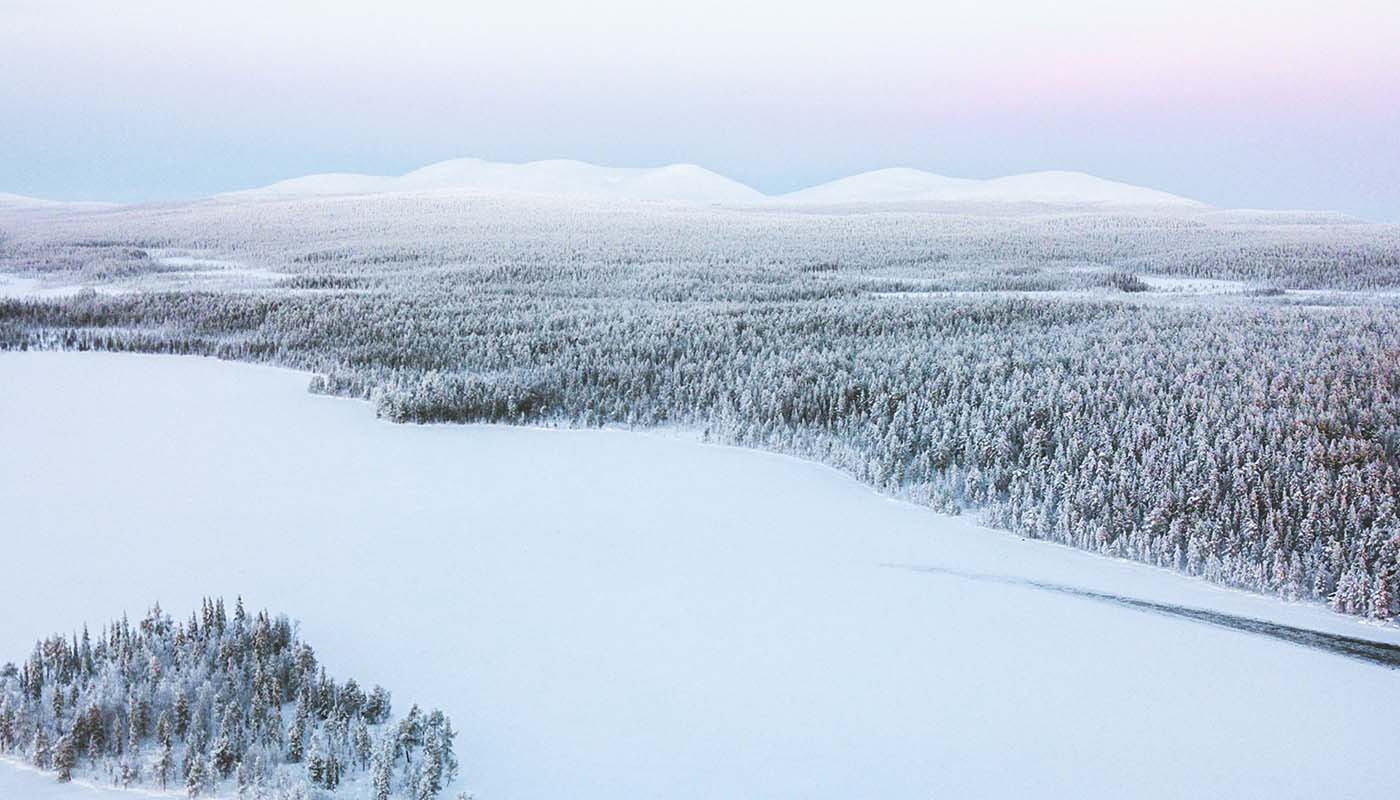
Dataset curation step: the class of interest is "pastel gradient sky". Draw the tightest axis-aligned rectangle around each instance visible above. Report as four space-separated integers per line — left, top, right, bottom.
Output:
3 0 1398 218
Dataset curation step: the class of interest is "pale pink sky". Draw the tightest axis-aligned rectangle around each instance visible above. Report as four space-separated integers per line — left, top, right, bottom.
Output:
3 0 1397 217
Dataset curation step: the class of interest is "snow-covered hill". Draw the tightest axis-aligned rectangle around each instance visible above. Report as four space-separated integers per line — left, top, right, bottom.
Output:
237 158 768 205
777 168 1203 207
230 158 1203 208
0 192 115 210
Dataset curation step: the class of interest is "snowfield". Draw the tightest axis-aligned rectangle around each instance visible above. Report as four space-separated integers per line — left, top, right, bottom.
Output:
0 757 173 800
0 252 283 298
3 352 1399 800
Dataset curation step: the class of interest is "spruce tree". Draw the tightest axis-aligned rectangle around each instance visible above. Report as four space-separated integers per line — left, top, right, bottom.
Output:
173 688 190 739
372 738 395 800
156 741 174 789
288 692 309 763
53 733 76 782
307 734 327 787
31 726 50 769
185 754 209 798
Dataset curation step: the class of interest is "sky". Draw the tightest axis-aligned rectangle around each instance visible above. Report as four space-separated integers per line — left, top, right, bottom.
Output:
2 0 1398 219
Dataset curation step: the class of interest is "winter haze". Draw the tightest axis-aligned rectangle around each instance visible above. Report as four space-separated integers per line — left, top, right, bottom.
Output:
2 0 1398 218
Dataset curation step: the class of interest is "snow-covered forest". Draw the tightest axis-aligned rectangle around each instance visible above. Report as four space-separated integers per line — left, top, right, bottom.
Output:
2 194 1399 620
0 598 456 799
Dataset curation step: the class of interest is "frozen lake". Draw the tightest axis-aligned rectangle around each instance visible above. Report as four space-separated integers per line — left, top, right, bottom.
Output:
2 352 1399 799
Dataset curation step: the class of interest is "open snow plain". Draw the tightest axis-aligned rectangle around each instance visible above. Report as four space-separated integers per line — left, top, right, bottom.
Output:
3 351 1400 799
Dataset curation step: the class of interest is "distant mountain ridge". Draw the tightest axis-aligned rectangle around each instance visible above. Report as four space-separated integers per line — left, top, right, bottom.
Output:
777 167 1204 207
0 192 117 210
237 158 768 205
231 158 1205 208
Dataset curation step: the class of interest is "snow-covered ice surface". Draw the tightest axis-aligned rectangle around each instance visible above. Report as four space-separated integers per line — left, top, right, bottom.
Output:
1137 275 1251 293
2 352 1399 800
151 254 247 270
147 251 285 290
0 254 282 299
0 276 134 300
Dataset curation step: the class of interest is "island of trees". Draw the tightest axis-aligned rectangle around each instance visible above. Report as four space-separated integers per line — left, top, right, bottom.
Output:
0 598 458 799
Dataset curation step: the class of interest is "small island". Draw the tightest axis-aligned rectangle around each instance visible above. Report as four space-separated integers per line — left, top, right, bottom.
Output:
0 599 457 799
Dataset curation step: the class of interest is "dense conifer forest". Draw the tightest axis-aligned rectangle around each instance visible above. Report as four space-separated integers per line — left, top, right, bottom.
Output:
0 599 457 799
2 195 1399 620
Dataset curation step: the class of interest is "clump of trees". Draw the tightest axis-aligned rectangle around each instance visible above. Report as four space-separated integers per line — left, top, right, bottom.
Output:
1106 270 1148 292
0 599 457 799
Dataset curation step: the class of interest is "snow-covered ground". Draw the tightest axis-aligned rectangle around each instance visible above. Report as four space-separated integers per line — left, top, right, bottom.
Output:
2 352 1398 800
0 275 134 300
148 251 285 290
0 757 179 800
1136 275 1251 293
0 253 283 299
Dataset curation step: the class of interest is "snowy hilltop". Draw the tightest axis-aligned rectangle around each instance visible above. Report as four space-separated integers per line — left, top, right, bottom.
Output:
775 167 1203 207
232 158 768 206
0 193 116 211
225 157 1203 209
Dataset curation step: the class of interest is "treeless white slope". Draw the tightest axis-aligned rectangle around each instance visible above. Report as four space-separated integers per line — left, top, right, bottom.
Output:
232 159 1202 208
780 168 1203 207
0 192 116 210
775 168 981 204
243 172 398 195
0 192 52 207
241 158 767 205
